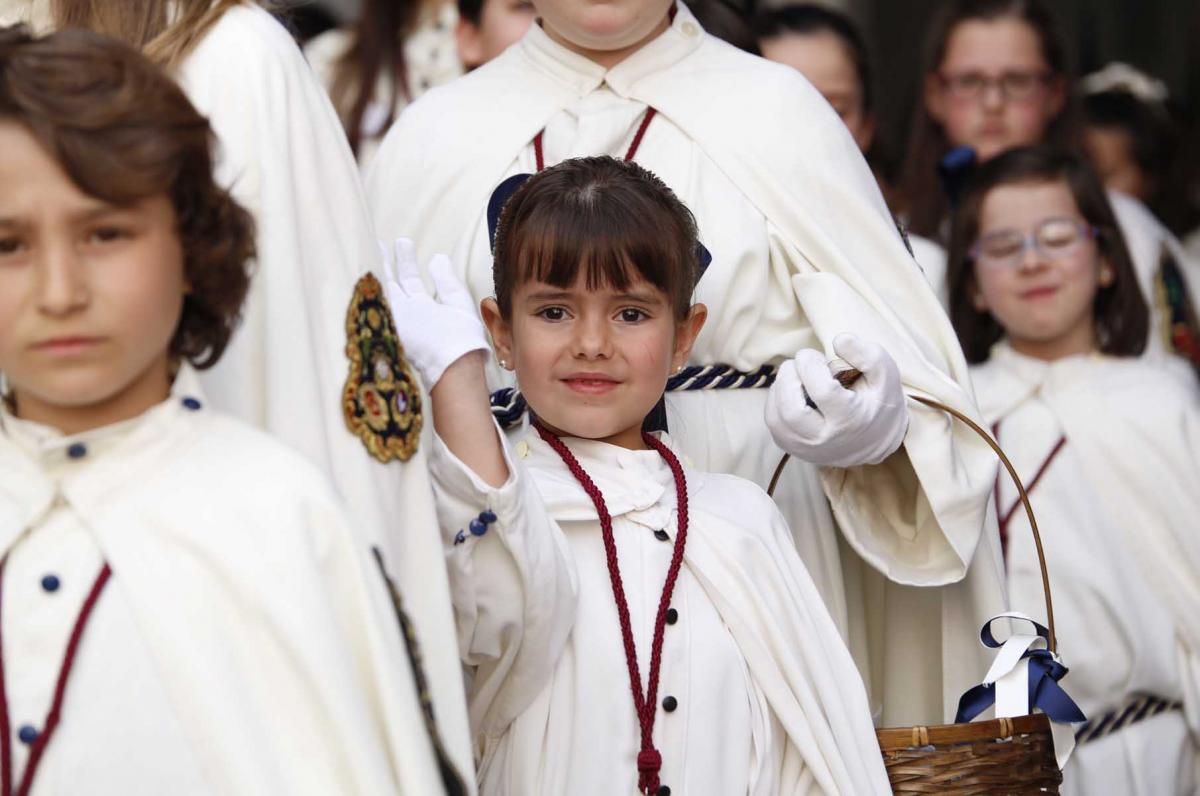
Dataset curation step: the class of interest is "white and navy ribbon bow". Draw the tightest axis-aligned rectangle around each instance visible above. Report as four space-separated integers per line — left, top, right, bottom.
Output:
955 612 1085 767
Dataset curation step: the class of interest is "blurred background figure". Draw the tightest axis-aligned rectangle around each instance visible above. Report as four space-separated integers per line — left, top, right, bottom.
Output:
755 3 948 300
305 0 462 166
455 0 537 70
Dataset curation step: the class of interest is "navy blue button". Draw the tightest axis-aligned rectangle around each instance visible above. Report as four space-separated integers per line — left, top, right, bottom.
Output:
666 608 678 625
479 510 497 524
662 696 678 712
40 574 60 593
653 529 669 542
658 787 671 796
469 518 488 537
17 725 38 744
66 442 87 459
181 397 202 411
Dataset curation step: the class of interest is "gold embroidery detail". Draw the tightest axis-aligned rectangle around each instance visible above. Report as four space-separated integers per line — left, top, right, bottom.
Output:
343 274 422 462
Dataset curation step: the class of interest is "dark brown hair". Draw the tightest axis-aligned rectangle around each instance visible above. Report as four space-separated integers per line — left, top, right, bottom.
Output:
900 0 1075 238
947 145 1148 362
751 4 872 114
492 157 700 321
0 25 256 369
330 0 420 155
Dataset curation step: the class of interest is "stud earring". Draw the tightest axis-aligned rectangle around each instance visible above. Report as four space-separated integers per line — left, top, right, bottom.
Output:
499 359 509 369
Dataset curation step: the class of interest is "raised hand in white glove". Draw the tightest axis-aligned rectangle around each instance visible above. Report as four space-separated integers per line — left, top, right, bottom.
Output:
381 238 490 391
764 333 908 468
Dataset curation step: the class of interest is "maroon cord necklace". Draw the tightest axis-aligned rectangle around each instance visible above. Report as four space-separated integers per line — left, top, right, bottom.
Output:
534 424 688 795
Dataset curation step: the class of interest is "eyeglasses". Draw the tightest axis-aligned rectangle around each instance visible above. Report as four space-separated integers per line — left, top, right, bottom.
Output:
970 218 1098 269
939 70 1052 102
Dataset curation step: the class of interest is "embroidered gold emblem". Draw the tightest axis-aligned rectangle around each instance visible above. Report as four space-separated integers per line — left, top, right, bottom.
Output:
343 274 422 462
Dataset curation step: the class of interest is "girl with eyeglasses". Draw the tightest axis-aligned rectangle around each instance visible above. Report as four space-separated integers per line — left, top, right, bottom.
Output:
902 0 1200 371
947 145 1200 796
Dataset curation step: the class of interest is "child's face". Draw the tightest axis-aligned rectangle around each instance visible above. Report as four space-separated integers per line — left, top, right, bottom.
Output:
456 0 536 69
532 0 674 56
926 18 1064 162
760 31 874 152
971 179 1111 361
1082 125 1149 201
484 272 705 450
0 122 186 433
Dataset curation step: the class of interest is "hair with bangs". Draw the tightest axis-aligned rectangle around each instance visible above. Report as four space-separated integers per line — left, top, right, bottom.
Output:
492 156 700 321
946 145 1148 362
0 25 255 368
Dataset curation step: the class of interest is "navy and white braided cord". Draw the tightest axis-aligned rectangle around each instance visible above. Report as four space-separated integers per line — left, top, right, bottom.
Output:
490 363 777 430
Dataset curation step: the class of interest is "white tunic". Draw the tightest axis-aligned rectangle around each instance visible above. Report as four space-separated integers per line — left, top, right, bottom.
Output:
430 427 891 795
368 2 1006 725
0 373 445 794
972 343 1200 796
174 5 473 773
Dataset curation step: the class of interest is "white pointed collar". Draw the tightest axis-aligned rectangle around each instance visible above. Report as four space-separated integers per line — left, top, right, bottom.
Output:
518 1 707 101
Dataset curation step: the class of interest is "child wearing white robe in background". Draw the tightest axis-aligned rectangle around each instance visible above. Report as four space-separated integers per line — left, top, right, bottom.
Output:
0 28 448 794
946 145 1200 795
382 156 891 795
20 0 474 767
368 0 1006 728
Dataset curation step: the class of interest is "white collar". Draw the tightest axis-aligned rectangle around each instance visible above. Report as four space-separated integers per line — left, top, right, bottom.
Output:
518 1 707 101
518 428 691 528
0 366 208 473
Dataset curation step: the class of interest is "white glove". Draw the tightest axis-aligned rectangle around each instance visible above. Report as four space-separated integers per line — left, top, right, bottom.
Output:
764 333 908 468
380 238 490 390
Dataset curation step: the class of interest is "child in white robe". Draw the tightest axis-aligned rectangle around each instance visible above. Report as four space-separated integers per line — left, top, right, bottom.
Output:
368 0 1006 728
946 145 1200 794
0 28 449 794
382 156 891 794
31 0 475 765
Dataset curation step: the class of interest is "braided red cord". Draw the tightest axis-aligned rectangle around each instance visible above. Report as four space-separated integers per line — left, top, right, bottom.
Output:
535 426 689 795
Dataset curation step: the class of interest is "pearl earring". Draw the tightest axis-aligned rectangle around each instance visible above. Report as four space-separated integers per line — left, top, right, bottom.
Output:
499 359 509 369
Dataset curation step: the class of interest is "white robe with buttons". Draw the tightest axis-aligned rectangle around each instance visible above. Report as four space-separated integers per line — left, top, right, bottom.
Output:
430 426 891 795
367 2 1006 725
167 5 474 773
972 343 1200 795
0 374 447 795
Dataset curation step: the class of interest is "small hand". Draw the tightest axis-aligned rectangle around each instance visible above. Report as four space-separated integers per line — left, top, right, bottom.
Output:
380 238 490 390
765 333 908 468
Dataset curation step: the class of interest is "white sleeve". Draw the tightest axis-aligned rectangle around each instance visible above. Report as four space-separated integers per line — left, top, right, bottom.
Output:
428 423 578 743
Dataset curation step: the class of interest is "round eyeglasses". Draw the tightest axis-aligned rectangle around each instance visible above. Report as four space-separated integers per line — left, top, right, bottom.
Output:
970 218 1098 269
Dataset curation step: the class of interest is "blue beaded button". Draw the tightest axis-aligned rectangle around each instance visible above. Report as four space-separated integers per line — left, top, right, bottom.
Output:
181 397 202 411
469 518 488 537
18 725 38 744
66 442 88 460
479 510 497 524
40 574 60 593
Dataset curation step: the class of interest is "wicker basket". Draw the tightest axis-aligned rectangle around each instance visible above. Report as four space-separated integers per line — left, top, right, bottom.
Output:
768 389 1064 794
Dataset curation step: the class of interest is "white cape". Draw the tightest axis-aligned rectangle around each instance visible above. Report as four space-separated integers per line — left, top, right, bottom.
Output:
368 3 1005 724
0 376 445 794
171 5 473 777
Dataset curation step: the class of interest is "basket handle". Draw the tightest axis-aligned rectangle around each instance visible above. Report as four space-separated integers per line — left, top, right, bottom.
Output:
765 373 1057 653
